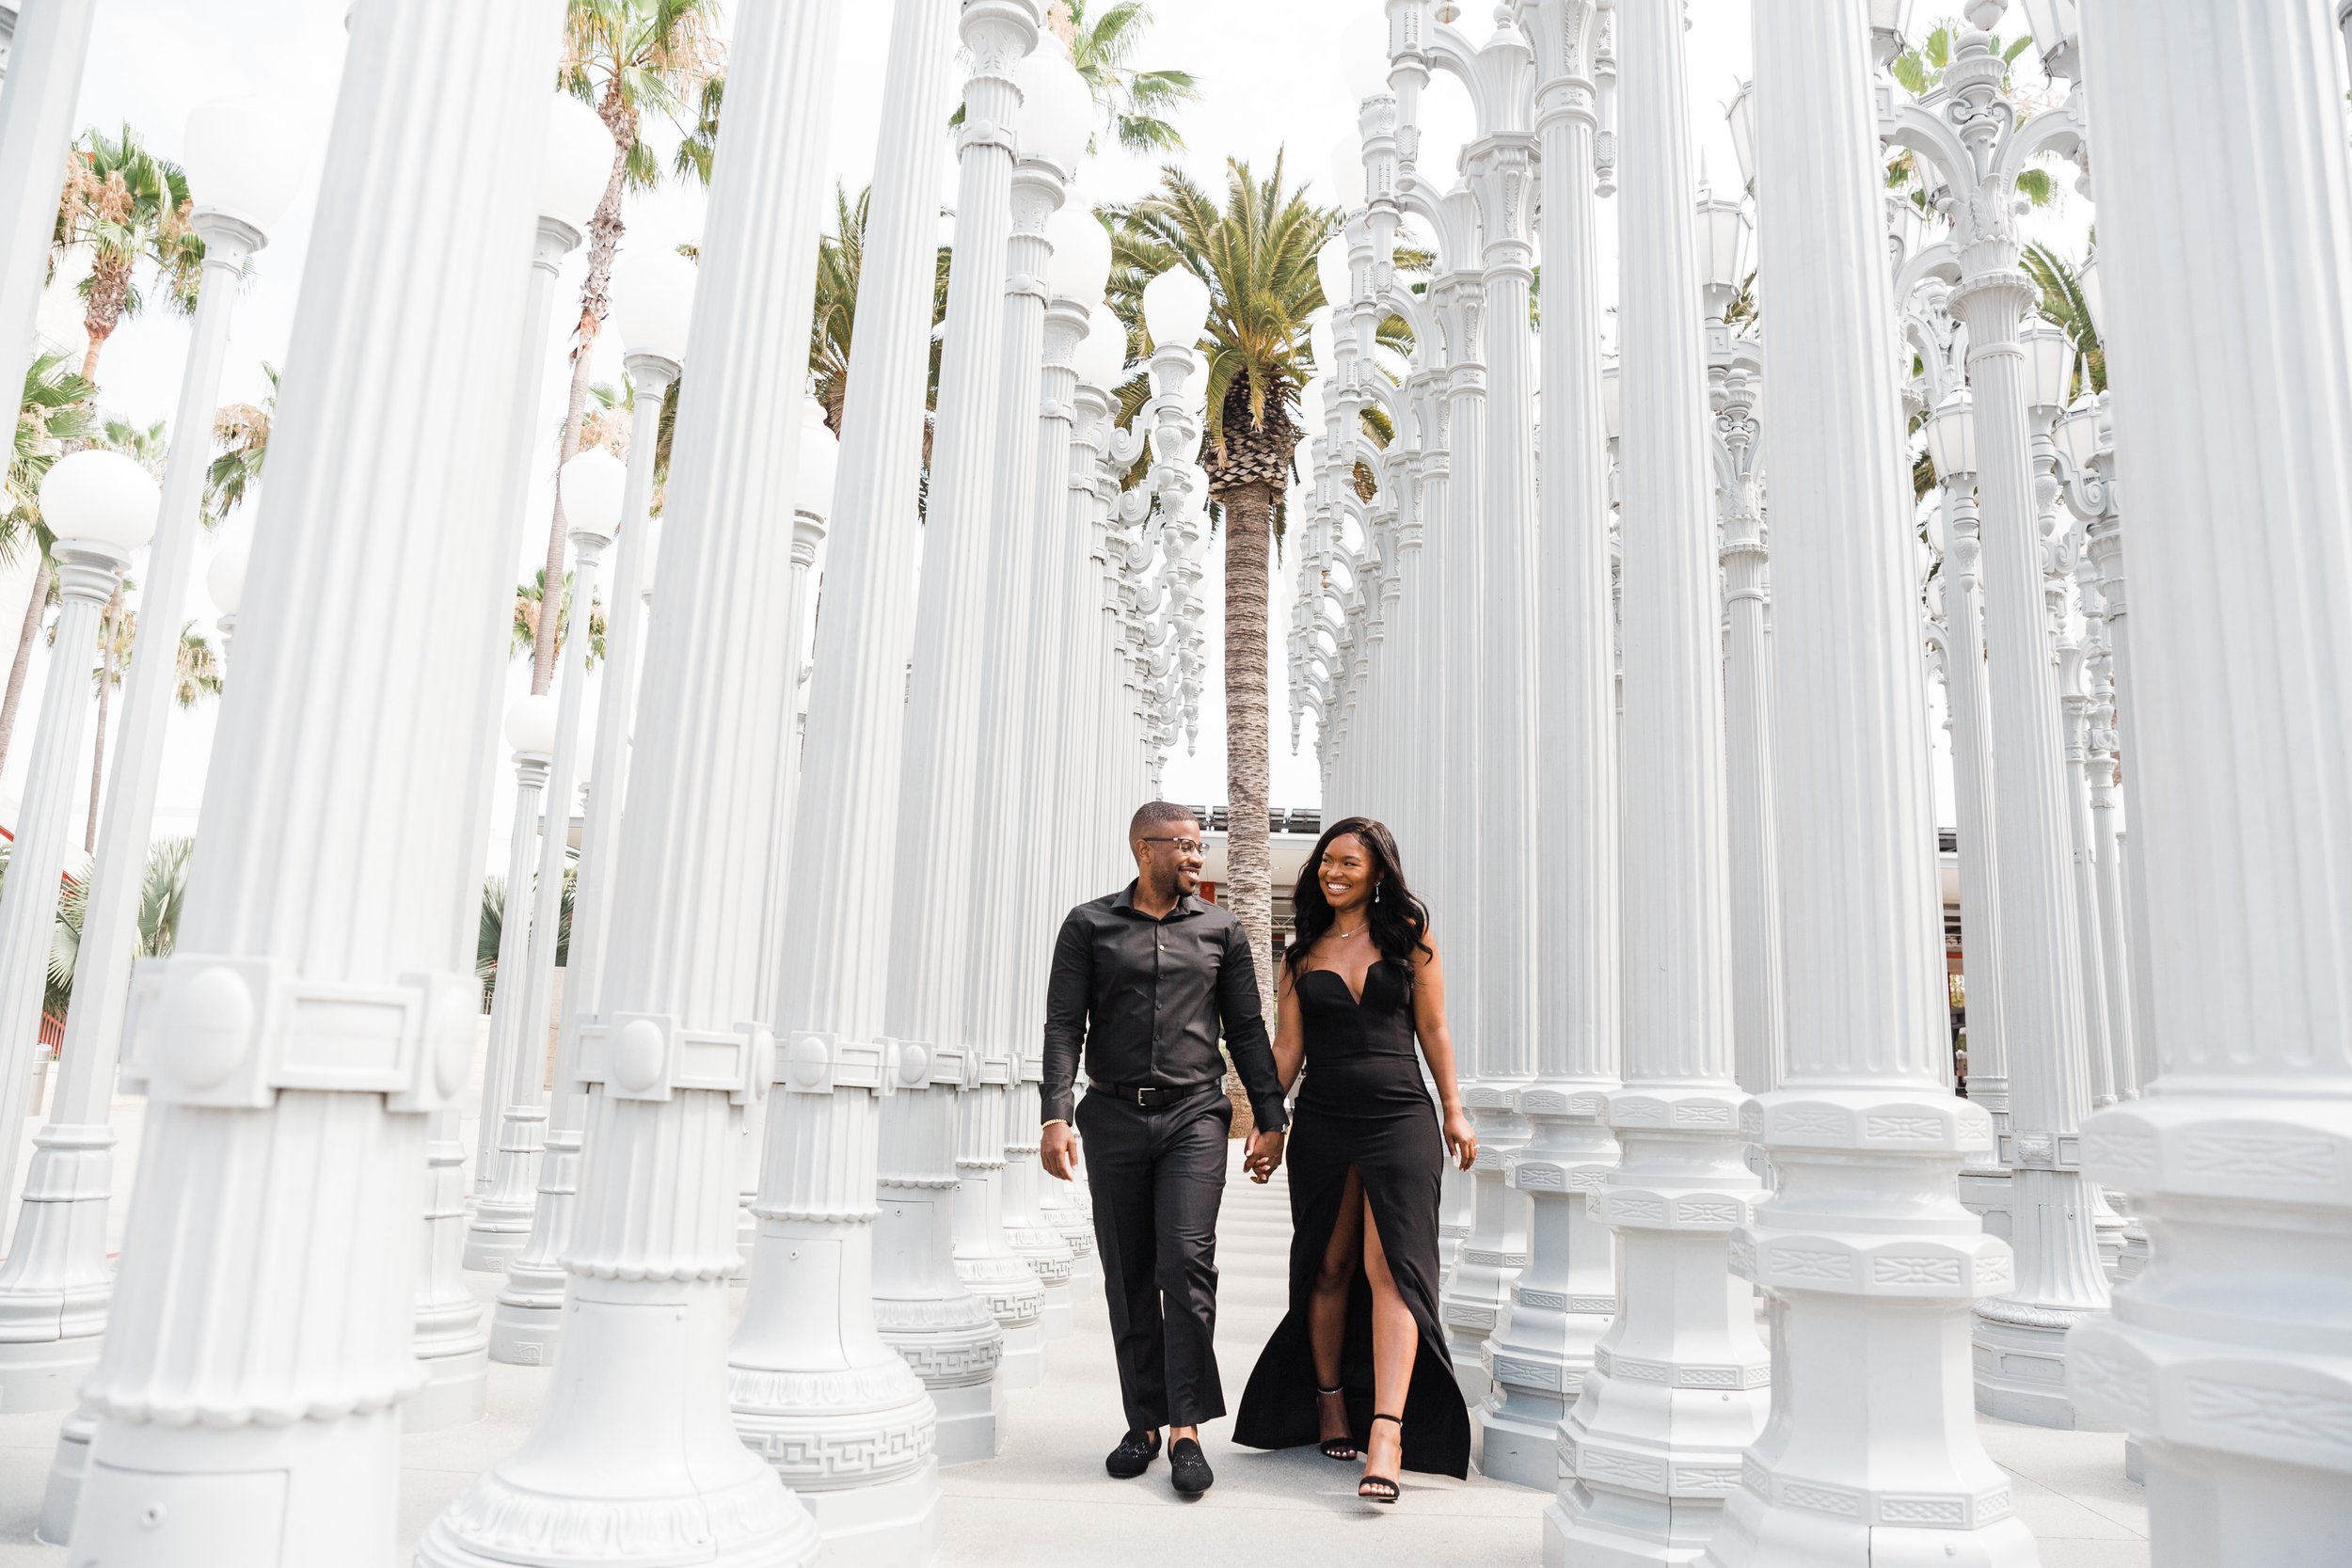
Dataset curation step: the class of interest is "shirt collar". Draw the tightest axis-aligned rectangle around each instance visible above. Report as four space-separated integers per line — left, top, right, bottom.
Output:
1114 880 1200 920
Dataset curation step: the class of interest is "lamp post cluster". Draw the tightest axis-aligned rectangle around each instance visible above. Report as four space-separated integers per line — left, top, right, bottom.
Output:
1297 1 2352 1566
4 1 2348 1565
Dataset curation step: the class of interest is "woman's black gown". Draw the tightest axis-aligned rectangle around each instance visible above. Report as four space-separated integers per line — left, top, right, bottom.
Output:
1233 957 1470 1478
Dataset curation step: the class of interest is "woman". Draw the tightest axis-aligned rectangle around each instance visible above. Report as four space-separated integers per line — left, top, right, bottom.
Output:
1232 816 1475 1502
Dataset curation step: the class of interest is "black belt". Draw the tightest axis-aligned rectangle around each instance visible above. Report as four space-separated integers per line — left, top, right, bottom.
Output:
1088 1079 1216 1108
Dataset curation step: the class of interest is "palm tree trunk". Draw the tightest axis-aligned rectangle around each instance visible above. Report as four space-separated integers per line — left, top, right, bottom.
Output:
85 590 119 851
1221 480 1277 1019
0 560 51 787
530 125 631 696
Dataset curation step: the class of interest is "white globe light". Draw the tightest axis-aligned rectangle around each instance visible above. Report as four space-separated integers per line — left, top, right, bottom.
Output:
612 243 698 368
1045 198 1114 306
1016 50 1094 176
1075 302 1129 390
540 94 614 230
206 526 251 617
1142 266 1213 353
560 448 629 545
1316 235 1353 311
504 692 559 758
183 96 303 233
1329 135 1368 210
799 398 839 517
40 451 158 552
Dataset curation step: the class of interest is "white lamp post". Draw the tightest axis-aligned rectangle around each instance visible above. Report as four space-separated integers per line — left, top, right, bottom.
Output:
1699 3 2028 1561
0 0 97 423
469 692 557 1259
2066 8 2352 1560
998 178 1105 1347
68 7 564 1559
0 90 297 1418
818 0 1008 1472
422 7 841 1566
0 453 157 1229
466 87 611 1196
883 0 1048 1421
467 445 625 1273
1553 0 1770 1553
1887 2 2110 1428
490 240 694 1369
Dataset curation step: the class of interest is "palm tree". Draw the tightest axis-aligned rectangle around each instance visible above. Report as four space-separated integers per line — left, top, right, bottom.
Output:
40 834 193 1026
531 0 724 697
807 183 954 483
513 568 607 666
477 860 579 1008
204 363 278 525
2 356 94 784
1047 1 1201 155
2024 239 2104 397
51 126 206 387
1108 157 1338 1016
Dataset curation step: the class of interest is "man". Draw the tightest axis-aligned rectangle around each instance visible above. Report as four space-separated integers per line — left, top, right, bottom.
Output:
1040 801 1288 1498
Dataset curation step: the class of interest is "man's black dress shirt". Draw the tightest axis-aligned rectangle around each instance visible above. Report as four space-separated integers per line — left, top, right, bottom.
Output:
1041 882 1288 1132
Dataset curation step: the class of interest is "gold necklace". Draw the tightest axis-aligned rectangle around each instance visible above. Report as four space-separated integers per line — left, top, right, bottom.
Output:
1331 920 1368 941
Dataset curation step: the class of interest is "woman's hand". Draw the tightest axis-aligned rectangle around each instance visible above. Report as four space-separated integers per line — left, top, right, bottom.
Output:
1442 1107 1477 1172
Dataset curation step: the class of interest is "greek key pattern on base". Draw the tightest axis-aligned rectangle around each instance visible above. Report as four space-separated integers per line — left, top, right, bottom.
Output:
739 1411 936 1490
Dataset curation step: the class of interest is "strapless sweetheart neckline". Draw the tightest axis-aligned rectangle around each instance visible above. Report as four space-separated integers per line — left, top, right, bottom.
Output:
1300 955 1400 1006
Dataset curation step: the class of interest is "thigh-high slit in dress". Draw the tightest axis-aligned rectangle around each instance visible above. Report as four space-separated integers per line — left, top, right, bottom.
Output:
1232 958 1470 1477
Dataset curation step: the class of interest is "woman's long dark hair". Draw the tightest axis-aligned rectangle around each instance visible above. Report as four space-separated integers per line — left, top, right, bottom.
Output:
1284 816 1432 995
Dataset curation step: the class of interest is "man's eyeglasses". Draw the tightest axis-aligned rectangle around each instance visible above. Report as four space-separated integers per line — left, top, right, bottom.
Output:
1140 836 1205 856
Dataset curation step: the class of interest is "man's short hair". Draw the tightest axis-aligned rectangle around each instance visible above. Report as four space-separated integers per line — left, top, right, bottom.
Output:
1129 800 1199 842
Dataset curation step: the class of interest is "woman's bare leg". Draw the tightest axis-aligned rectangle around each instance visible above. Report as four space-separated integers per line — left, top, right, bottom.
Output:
1360 1188 1417 1488
1308 1164 1365 1448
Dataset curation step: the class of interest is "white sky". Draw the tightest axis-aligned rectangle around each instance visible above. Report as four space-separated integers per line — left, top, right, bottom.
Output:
22 1 2097 868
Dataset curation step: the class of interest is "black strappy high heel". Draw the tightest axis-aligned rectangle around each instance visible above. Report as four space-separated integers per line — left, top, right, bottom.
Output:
1315 1386 1359 1460
1358 1412 1402 1503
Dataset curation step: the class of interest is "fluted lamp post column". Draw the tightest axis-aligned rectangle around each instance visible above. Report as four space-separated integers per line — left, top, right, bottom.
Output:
2062 3 2352 1560
64 6 566 1560
1700 0 2030 1559
1480 0 1622 1492
836 5 1010 1482
468 90 613 1204
1549 0 1770 1557
0 455 157 1207
0 0 96 408
888 0 1048 1406
421 3 842 1563
488 243 692 1369
0 95 293 1420
1007 196 1112 1332
978 55 1091 1339
469 445 627 1276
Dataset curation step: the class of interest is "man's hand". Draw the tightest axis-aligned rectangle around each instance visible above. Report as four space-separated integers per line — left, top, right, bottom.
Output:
1041 1121 1079 1181
1244 1128 1286 1183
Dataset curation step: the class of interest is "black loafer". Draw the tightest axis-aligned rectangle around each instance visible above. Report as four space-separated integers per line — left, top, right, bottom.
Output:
1105 1428 1162 1479
1169 1435 1214 1497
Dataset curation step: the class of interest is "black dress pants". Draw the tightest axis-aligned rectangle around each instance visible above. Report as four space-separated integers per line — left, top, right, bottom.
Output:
1075 1084 1232 1432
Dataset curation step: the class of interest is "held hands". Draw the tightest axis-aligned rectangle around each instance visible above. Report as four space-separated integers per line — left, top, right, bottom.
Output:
1041 1121 1079 1181
1442 1107 1478 1173
1244 1128 1286 1183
